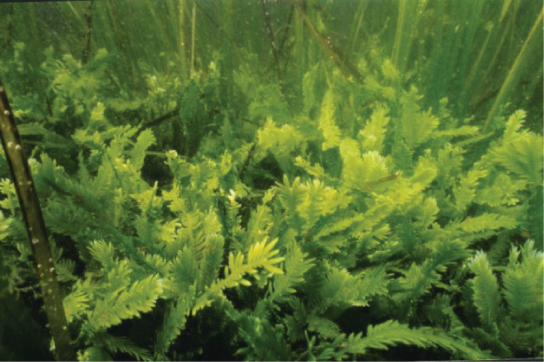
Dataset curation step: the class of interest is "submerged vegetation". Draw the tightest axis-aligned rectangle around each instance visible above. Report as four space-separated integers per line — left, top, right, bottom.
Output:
0 0 542 360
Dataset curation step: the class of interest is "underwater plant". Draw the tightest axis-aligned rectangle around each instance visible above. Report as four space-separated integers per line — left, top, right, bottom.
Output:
0 1 541 361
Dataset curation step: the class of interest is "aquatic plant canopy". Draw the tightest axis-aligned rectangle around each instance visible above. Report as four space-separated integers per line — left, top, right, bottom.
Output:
0 0 541 360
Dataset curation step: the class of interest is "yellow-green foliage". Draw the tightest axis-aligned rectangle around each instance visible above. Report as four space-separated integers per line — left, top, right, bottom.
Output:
67 240 163 331
0 8 541 359
467 240 543 356
192 237 285 314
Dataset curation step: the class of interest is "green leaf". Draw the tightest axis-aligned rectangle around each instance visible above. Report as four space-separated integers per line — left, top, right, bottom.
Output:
398 86 439 148
453 169 487 212
503 240 544 322
358 106 390 153
131 128 156 172
89 240 116 269
63 284 90 323
345 320 427 353
155 290 195 357
90 274 162 330
192 237 284 315
236 314 292 361
100 334 153 361
491 132 543 184
468 251 500 327
318 88 342 150
268 239 314 303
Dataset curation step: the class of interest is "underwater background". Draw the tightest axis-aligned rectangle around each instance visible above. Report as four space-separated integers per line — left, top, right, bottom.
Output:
0 0 542 360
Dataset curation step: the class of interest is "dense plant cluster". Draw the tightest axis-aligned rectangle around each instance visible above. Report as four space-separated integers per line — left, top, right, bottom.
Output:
0 1 542 361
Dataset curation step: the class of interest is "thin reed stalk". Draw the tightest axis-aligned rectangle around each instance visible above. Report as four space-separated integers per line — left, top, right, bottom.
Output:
483 8 543 132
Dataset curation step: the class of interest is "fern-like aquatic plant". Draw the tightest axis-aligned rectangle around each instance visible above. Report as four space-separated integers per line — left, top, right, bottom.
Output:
0 4 541 359
465 240 543 357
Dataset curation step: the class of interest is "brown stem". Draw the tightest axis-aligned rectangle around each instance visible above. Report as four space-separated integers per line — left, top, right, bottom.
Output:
294 4 363 84
81 1 94 65
0 79 75 361
261 0 281 80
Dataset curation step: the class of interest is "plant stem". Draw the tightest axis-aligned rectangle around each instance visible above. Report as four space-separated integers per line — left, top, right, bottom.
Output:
483 8 543 133
190 1 196 78
0 79 75 361
295 3 362 83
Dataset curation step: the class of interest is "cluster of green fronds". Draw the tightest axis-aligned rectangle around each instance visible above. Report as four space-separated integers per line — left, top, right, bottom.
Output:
225 71 538 362
0 2 541 360
0 51 542 360
464 240 543 357
0 100 287 359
